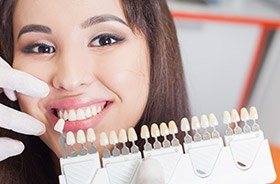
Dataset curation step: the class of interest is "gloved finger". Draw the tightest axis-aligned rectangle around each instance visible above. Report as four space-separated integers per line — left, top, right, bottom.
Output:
3 88 17 101
0 68 50 98
0 104 45 136
0 137 24 161
134 158 165 184
0 57 12 69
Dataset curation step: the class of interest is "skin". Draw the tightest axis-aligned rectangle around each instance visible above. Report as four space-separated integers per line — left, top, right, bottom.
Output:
12 0 150 159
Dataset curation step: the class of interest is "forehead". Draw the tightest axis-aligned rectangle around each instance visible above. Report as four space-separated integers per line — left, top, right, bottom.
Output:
13 0 125 30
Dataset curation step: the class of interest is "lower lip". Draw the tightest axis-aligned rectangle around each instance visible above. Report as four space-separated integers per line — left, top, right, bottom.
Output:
47 102 113 132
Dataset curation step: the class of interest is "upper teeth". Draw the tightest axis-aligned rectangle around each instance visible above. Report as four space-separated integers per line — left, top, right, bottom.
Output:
57 106 104 121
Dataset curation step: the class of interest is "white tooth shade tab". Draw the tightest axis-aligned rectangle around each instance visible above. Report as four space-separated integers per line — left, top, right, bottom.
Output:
68 109 77 121
140 125 150 139
100 132 109 146
240 107 250 122
223 111 231 125
249 106 258 120
231 109 240 122
160 122 169 136
109 131 118 145
191 116 200 130
77 130 86 144
200 115 209 129
54 119 65 133
151 123 160 137
66 131 76 145
209 113 218 127
86 128 96 142
128 128 137 142
118 129 128 143
168 120 178 134
76 109 86 120
181 117 190 131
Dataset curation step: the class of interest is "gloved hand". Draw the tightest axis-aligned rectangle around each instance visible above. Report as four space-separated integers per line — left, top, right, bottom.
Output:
134 158 166 184
0 56 50 161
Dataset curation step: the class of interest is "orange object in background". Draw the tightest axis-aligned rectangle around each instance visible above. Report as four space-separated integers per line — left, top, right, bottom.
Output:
271 145 280 184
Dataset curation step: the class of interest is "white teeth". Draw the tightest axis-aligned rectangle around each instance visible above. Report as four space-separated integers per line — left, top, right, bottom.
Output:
140 125 150 139
97 106 102 114
181 117 190 131
66 131 76 145
86 128 96 142
223 111 231 125
68 109 77 121
209 113 218 127
54 119 65 133
231 109 240 122
63 110 68 121
109 131 118 145
168 120 178 134
160 122 169 136
85 107 92 118
200 115 209 129
128 128 137 142
92 106 97 116
100 132 109 146
191 116 200 130
118 129 128 143
240 107 250 122
249 106 258 120
58 110 63 119
151 123 160 138
76 109 86 120
77 130 86 144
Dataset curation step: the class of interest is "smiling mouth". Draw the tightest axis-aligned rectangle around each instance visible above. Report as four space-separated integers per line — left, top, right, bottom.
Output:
51 101 111 122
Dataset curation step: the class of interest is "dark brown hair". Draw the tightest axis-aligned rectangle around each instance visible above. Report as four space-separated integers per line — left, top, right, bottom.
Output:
0 0 190 183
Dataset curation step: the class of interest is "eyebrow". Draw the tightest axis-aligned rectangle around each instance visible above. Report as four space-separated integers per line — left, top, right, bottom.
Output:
80 14 128 29
17 14 128 40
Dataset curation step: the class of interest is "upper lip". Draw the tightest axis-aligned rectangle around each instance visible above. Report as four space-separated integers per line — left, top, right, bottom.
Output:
46 96 112 111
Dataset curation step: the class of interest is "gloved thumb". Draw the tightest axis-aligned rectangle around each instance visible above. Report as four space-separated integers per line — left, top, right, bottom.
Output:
134 158 165 184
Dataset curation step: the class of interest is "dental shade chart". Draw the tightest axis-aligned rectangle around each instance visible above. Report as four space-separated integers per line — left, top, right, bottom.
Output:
55 107 276 184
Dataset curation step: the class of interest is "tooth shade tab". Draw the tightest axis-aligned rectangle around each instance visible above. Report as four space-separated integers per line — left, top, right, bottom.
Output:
151 123 160 137
86 128 96 142
109 131 119 145
181 117 190 131
100 132 109 146
223 111 231 125
128 128 138 142
118 129 128 143
191 116 200 130
240 107 250 122
160 122 169 136
77 130 86 144
249 106 258 120
168 120 178 134
231 109 240 122
54 119 65 133
200 115 209 129
66 131 76 145
209 114 218 127
140 125 150 139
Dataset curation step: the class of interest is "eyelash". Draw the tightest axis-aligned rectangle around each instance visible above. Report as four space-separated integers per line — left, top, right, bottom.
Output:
21 33 125 54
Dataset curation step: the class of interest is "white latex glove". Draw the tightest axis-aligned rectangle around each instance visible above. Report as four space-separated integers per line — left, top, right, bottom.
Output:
134 158 166 184
0 57 50 161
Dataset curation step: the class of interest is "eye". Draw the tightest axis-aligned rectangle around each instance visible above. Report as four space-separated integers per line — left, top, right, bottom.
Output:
22 43 56 54
89 33 125 47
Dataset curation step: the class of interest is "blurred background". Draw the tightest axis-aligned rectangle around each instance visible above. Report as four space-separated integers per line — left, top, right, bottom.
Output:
167 0 280 182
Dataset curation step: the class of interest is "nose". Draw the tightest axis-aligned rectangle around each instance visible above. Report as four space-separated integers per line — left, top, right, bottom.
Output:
52 52 94 92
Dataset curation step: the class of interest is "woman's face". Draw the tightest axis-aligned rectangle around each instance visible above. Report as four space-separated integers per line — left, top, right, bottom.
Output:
12 0 150 157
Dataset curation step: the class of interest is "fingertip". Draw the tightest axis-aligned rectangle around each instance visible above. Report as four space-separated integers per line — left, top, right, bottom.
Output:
12 141 25 155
